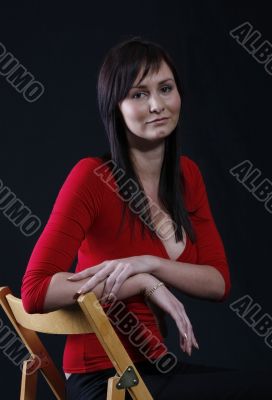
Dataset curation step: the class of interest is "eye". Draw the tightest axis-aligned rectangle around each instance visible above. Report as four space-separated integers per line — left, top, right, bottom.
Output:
161 85 173 93
130 85 173 99
131 92 146 99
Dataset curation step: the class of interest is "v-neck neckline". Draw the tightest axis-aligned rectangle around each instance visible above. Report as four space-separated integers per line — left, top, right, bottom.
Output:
155 228 189 262
106 162 189 262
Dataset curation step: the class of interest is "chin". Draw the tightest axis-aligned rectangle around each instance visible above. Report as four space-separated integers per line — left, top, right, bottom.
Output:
155 128 172 136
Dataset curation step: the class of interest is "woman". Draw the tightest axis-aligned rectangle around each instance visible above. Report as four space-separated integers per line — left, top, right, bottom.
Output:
21 37 272 399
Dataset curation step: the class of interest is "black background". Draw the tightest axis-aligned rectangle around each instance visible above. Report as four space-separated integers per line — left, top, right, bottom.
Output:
0 1 271 398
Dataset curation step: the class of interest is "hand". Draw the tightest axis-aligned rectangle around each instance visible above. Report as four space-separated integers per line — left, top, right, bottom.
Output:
145 299 168 338
67 255 158 301
143 277 199 356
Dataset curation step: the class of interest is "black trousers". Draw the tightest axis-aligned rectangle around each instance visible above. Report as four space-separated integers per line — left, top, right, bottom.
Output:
65 360 272 400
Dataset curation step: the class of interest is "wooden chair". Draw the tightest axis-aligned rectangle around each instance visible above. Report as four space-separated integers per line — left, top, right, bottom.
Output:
0 286 154 400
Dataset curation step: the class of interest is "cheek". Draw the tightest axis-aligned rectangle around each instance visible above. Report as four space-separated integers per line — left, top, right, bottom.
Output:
121 103 144 122
170 93 181 114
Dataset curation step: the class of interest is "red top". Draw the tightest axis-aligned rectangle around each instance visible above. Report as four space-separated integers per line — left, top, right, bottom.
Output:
21 155 231 373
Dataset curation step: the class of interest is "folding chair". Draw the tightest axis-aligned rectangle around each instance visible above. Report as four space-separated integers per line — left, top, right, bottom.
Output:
0 286 154 400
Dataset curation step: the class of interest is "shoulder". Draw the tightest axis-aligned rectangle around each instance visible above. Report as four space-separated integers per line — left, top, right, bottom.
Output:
179 155 206 211
179 155 202 183
66 156 104 179
71 156 104 171
59 156 106 194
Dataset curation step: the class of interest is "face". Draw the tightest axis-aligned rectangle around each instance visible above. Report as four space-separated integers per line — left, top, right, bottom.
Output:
118 60 181 144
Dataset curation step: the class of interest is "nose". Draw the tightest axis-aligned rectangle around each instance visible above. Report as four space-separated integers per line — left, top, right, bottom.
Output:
149 93 165 113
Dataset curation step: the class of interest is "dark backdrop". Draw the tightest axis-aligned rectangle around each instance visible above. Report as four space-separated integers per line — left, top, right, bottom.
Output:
0 1 271 398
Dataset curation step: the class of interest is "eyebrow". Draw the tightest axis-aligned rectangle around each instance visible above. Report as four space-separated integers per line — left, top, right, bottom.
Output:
131 78 174 89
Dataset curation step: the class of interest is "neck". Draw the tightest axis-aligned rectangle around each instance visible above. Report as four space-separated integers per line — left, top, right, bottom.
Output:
129 143 165 186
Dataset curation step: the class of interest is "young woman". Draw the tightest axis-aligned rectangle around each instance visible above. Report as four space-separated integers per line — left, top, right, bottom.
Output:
21 37 272 399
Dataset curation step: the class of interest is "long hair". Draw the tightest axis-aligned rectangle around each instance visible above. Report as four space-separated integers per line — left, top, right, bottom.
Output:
96 35 196 245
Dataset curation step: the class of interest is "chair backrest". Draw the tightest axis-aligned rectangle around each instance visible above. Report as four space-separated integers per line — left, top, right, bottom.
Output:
0 286 154 400
5 293 93 334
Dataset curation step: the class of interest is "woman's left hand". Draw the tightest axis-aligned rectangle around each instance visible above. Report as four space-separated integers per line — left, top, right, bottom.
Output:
67 255 158 302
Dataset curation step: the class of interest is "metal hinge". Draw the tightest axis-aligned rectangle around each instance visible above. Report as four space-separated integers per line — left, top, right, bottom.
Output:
116 365 139 390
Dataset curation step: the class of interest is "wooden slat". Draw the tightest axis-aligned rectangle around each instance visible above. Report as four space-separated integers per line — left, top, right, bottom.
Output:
0 287 65 400
107 375 125 400
0 287 154 400
78 292 154 400
20 359 38 400
5 294 93 334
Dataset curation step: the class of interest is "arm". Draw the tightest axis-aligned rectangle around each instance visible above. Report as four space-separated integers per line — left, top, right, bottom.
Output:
67 253 227 304
44 271 199 356
151 258 225 301
150 157 231 302
43 271 148 313
21 158 105 314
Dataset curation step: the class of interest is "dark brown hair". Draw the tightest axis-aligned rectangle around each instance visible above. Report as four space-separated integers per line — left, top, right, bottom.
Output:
96 35 196 245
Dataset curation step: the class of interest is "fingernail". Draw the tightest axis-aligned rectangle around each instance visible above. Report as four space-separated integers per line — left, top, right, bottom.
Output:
67 277 73 280
108 293 114 302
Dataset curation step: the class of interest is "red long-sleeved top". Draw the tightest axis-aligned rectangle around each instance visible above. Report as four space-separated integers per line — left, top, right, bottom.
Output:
21 155 231 373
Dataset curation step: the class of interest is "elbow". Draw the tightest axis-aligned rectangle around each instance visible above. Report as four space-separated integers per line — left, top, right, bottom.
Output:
218 280 231 302
209 266 231 302
215 276 231 303
21 294 39 314
21 277 50 315
21 287 46 314
21 282 40 314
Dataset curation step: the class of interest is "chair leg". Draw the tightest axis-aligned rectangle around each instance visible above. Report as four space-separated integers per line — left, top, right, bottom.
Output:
107 375 126 400
0 287 66 400
78 292 153 399
20 358 38 400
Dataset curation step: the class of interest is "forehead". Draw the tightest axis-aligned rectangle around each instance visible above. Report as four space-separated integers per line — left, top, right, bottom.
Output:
133 60 174 87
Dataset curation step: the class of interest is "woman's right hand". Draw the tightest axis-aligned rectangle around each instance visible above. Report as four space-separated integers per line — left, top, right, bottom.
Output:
141 274 199 356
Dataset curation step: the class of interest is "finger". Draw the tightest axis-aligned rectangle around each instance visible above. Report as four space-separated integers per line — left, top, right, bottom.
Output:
167 297 187 352
96 261 123 284
192 330 199 349
67 264 104 281
100 280 109 304
101 267 122 301
101 292 117 305
179 327 187 352
182 313 193 355
181 332 188 353
175 304 191 355
174 314 188 353
182 321 191 355
102 263 127 298
180 305 194 355
107 269 128 299
71 260 117 281
101 277 118 304
86 264 118 292
182 322 191 355
188 328 193 355
186 322 199 351
75 275 101 295
103 276 116 301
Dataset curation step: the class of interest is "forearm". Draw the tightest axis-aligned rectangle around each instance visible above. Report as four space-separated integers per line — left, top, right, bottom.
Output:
43 271 150 313
151 257 225 301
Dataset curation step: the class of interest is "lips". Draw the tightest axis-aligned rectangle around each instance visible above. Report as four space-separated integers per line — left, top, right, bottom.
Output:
147 117 169 123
